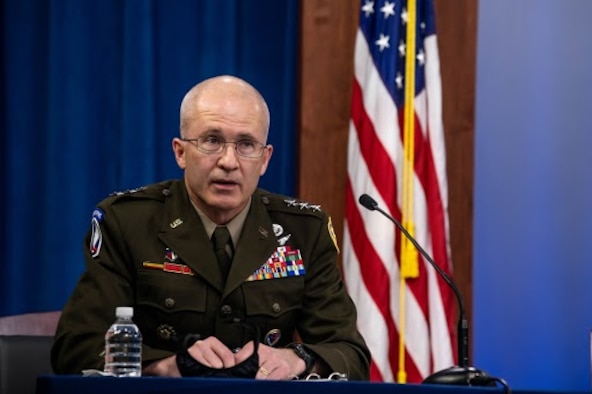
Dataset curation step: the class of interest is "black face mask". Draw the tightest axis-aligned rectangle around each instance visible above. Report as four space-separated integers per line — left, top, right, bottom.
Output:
175 322 260 378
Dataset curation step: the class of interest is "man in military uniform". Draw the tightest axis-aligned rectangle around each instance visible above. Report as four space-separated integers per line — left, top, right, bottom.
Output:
51 75 370 380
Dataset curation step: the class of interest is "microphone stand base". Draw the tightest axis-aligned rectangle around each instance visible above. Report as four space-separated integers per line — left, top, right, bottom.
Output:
422 366 494 386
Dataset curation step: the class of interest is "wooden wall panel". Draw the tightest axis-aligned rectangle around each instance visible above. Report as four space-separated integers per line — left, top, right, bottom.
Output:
432 0 478 341
297 0 359 243
298 0 477 357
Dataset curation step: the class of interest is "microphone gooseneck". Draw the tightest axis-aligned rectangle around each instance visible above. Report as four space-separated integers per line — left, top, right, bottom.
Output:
357 193 500 387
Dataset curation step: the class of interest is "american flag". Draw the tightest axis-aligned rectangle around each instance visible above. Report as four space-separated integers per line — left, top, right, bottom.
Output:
343 0 455 383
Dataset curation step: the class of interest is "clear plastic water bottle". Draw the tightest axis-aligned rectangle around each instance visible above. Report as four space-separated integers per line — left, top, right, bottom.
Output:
104 306 142 377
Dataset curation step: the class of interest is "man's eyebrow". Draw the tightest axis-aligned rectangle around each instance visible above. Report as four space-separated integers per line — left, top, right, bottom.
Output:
200 129 259 141
235 132 257 140
202 128 223 135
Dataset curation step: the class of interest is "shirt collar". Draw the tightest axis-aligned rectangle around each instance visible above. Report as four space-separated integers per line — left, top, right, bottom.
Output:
193 199 251 248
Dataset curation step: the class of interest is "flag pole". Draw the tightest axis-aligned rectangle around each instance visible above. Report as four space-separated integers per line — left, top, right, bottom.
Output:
398 0 419 384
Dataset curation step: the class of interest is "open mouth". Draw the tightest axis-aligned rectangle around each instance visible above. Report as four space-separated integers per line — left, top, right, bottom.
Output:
212 179 238 190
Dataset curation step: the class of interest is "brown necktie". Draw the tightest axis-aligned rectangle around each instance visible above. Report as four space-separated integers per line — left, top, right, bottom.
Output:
212 226 232 280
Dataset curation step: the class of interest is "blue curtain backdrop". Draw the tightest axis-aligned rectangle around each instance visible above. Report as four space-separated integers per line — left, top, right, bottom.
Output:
0 0 298 316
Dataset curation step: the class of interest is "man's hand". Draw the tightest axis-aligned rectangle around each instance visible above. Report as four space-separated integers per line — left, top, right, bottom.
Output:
144 337 310 380
143 336 236 376
186 336 236 369
234 341 306 380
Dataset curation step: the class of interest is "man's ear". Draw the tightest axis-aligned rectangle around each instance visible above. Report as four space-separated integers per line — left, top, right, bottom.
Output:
259 145 273 176
172 138 187 169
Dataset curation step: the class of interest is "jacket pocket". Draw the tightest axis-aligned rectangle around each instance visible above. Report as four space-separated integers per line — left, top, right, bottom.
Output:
135 270 209 350
242 276 304 346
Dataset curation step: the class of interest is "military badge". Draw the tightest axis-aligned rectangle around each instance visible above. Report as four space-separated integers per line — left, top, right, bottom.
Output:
258 226 269 238
278 233 291 246
170 218 183 229
264 329 281 347
273 223 283 236
157 324 177 341
164 248 178 262
272 223 291 245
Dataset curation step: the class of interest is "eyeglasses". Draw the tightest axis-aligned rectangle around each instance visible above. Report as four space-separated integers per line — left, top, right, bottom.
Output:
182 136 268 158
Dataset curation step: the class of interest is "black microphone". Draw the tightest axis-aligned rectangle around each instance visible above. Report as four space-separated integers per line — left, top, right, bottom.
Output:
358 193 494 386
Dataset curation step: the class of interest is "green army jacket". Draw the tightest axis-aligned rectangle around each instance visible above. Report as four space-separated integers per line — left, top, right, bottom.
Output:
51 179 370 379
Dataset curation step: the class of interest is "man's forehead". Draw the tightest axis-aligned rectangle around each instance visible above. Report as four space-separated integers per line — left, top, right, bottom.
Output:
188 115 267 140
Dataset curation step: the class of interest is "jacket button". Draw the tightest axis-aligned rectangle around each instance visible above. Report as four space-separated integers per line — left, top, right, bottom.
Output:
261 196 270 204
221 304 233 316
272 303 281 313
164 298 175 308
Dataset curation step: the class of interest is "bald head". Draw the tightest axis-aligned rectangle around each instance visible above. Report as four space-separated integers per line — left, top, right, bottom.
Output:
179 75 270 140
173 75 274 224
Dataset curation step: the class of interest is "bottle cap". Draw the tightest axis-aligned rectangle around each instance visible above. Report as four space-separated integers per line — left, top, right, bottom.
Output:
115 306 134 318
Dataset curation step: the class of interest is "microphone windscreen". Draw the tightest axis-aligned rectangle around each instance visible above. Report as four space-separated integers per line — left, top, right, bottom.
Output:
358 194 378 211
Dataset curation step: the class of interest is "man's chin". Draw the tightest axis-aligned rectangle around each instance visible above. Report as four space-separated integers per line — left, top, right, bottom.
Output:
207 195 243 211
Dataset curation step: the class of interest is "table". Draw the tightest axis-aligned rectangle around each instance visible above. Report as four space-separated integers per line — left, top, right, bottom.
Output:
36 375 592 394
36 375 508 394
37 375 592 394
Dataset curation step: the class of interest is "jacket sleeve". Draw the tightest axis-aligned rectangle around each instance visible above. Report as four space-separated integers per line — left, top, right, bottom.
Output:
295 214 371 380
51 202 173 374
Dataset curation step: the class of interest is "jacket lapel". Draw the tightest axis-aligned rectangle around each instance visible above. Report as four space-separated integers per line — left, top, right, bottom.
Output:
223 194 278 298
157 180 225 292
156 183 278 297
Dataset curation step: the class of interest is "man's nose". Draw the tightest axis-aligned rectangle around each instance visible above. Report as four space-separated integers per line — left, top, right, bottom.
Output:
217 143 240 167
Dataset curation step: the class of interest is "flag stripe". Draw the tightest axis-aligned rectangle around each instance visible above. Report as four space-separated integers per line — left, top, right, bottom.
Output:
351 78 399 218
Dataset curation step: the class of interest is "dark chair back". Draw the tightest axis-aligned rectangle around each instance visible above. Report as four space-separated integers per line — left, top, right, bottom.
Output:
0 311 61 394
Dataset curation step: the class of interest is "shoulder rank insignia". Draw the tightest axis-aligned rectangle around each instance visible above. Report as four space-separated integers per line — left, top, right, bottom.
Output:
283 199 322 212
110 186 148 196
